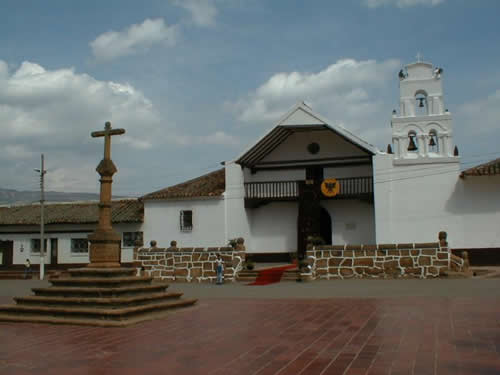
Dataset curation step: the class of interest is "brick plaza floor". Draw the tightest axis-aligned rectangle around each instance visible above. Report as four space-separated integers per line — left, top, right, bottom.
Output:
1 295 499 375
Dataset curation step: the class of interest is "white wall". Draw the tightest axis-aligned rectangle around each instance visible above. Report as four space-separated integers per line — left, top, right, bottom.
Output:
446 176 500 248
143 198 226 248
247 202 298 253
225 162 252 246
321 200 376 245
374 153 463 245
261 129 366 163
0 223 142 265
245 199 376 253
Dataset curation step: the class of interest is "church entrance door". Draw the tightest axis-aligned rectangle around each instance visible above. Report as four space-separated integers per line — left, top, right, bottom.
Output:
297 167 323 259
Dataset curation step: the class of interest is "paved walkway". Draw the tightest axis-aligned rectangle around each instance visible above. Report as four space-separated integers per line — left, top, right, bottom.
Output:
1 279 499 374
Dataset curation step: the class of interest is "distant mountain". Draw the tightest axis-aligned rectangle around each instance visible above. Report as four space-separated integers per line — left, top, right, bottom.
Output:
0 188 105 205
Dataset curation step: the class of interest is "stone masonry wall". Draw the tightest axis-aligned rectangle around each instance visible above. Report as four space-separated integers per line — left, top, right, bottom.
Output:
134 244 245 283
305 242 450 279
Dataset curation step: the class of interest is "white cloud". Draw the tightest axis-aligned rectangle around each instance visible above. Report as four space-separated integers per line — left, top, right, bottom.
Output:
458 90 500 134
0 59 238 192
173 0 217 27
363 0 445 8
46 164 99 193
227 59 400 147
90 18 178 61
170 131 239 146
0 60 163 192
4 145 34 160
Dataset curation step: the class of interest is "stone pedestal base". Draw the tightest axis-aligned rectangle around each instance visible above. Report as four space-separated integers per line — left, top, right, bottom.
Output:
87 229 121 268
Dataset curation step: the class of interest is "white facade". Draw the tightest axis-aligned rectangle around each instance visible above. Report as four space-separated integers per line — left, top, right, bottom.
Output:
10 60 493 263
143 198 226 248
0 222 142 265
374 60 500 249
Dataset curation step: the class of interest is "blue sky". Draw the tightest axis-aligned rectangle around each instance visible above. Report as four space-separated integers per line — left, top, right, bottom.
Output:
1 0 499 195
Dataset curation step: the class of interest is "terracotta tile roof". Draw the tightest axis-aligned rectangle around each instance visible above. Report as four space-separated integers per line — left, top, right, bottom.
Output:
0 199 143 226
142 169 225 200
460 157 500 178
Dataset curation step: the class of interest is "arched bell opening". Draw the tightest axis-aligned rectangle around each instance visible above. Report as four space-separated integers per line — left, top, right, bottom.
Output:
428 130 439 153
415 90 428 116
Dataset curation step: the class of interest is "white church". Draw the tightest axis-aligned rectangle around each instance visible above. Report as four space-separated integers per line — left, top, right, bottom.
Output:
1 59 499 268
142 60 499 259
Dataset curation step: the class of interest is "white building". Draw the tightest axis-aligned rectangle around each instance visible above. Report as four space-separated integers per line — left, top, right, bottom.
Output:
0 200 143 269
141 59 500 260
1 59 499 267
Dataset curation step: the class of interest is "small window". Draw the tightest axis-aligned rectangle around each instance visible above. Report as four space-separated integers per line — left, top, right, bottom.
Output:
123 231 143 247
180 210 193 232
31 239 47 253
71 238 89 253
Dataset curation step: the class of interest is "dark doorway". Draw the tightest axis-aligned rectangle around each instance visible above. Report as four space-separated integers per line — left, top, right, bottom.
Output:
50 238 58 266
306 166 324 181
297 166 324 259
320 207 332 245
0 240 14 268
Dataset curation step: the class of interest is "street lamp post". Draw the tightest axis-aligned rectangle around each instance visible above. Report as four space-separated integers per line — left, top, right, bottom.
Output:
35 154 46 280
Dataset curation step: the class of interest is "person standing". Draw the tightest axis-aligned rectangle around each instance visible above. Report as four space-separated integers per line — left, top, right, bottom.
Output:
215 254 224 285
24 258 31 279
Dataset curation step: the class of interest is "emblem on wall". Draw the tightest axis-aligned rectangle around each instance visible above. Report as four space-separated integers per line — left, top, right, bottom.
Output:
321 178 340 197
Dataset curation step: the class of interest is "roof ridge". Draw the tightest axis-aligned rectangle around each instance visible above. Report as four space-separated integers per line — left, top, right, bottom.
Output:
141 168 225 201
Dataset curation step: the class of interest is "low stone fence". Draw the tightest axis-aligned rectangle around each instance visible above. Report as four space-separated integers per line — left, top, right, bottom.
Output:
133 241 246 283
305 242 450 280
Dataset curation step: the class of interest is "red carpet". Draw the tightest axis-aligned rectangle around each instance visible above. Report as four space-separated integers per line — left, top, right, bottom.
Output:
248 265 297 286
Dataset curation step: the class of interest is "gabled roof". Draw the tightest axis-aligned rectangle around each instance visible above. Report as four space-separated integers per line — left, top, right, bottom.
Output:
0 199 143 226
460 157 500 178
234 102 378 167
141 169 225 201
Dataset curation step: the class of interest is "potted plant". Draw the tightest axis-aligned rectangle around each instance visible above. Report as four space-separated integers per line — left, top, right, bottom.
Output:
244 257 255 270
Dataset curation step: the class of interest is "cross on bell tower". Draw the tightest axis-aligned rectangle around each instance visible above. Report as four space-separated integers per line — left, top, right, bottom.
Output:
87 121 126 268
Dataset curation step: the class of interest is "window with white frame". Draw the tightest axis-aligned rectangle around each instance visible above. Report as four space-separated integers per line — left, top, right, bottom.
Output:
71 238 89 253
122 231 143 247
180 210 193 232
31 239 47 253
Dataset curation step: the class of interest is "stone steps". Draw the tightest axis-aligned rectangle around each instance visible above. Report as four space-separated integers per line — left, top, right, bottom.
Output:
0 299 197 324
49 276 152 287
14 292 183 308
68 268 136 278
0 267 197 326
32 283 170 298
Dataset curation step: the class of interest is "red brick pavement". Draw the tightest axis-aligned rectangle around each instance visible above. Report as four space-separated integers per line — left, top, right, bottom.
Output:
0 297 499 375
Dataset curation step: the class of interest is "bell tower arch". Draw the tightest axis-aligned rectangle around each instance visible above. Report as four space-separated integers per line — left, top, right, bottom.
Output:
391 59 458 164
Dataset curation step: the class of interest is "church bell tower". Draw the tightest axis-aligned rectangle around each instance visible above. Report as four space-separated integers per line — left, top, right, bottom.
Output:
391 57 459 164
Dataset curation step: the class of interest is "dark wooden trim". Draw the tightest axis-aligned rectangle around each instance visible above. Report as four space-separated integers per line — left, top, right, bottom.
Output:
256 155 371 166
252 160 371 173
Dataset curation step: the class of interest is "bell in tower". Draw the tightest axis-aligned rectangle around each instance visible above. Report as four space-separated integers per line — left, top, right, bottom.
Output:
390 57 458 161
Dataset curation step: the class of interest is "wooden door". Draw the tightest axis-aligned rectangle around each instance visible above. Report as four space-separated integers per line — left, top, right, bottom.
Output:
50 238 58 266
0 240 13 267
297 167 323 259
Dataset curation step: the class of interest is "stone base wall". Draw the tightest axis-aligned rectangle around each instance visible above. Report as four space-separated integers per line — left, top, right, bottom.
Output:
134 246 245 283
305 243 450 279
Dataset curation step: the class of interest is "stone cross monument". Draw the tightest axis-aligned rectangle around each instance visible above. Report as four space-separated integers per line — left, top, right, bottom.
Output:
87 122 125 268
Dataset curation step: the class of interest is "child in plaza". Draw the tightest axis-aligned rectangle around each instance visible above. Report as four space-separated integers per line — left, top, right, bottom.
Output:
215 254 224 285
24 258 31 279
